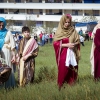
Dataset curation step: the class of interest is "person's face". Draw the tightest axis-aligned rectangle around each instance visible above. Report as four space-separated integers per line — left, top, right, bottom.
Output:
23 31 30 38
0 22 4 30
64 19 71 28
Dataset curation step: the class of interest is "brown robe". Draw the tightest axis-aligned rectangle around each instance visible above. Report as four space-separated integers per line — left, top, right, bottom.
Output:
18 37 39 85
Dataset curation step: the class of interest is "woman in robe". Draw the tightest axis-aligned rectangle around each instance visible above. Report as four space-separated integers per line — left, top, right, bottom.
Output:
94 29 100 80
0 17 16 88
18 26 39 86
53 14 80 90
90 21 100 76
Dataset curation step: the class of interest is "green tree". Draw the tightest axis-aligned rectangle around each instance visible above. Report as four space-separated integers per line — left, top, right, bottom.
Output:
80 10 98 22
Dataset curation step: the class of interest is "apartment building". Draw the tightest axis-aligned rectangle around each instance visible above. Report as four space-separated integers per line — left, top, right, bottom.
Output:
0 0 100 32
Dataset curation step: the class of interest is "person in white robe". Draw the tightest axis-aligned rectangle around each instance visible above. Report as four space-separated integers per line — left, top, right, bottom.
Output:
0 17 16 88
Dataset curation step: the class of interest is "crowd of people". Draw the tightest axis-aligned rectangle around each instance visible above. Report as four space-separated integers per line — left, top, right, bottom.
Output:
38 32 54 46
78 27 93 47
0 14 100 91
0 17 39 88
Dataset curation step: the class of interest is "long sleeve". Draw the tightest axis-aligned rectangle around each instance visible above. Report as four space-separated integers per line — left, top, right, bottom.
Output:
31 47 39 58
9 31 15 51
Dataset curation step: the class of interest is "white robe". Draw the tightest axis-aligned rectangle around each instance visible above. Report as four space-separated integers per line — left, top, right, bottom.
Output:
1 31 15 70
0 31 16 88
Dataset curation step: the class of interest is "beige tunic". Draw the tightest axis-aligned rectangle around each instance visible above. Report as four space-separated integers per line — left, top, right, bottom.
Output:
0 31 15 71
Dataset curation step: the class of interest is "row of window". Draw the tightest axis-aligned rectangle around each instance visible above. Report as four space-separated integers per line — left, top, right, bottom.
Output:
0 0 100 3
0 9 99 16
14 21 43 26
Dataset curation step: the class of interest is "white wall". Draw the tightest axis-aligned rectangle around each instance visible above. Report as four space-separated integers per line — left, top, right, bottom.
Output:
0 3 100 10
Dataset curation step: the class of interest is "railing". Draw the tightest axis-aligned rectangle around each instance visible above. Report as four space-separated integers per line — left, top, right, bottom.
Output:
0 0 100 3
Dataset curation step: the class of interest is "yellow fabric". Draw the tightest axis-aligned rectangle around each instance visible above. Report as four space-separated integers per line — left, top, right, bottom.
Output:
53 15 75 41
69 30 80 61
19 58 24 86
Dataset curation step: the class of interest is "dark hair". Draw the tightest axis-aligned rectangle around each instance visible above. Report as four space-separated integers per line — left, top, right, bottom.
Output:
22 26 30 33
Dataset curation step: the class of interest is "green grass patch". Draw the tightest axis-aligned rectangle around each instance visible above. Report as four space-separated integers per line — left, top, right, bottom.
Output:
1 41 100 100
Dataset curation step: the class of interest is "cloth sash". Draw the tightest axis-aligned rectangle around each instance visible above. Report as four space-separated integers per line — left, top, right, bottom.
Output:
19 38 38 86
65 48 77 67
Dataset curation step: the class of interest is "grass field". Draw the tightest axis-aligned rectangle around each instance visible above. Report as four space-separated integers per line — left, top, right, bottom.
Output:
0 40 100 100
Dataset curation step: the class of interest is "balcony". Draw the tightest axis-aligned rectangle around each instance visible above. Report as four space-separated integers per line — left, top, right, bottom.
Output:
0 0 100 3
0 14 99 22
0 3 100 10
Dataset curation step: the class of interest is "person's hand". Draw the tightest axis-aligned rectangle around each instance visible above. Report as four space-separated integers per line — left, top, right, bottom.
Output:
16 56 20 65
67 43 75 49
23 55 28 61
23 53 32 61
11 55 16 63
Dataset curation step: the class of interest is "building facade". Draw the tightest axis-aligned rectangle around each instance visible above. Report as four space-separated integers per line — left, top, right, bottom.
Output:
0 0 100 31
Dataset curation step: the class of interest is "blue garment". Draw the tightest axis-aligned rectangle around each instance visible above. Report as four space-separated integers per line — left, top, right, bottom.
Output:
42 35 45 46
50 38 53 43
18 35 23 40
78 30 83 36
42 34 45 40
0 17 16 89
42 40 45 46
0 17 8 50
5 72 16 89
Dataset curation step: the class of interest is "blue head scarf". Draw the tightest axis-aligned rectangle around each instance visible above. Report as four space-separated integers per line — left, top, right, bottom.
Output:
0 17 8 50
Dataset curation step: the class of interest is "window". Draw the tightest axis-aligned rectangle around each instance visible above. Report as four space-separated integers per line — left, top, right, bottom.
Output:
93 10 99 16
54 0 62 3
36 21 43 27
15 0 21 3
39 9 42 14
39 0 42 2
59 9 62 15
14 9 19 14
29 0 32 2
72 0 82 3
0 9 4 14
49 10 52 14
0 0 3 2
46 0 62 3
64 0 71 3
14 22 22 26
30 9 33 14
72 10 78 15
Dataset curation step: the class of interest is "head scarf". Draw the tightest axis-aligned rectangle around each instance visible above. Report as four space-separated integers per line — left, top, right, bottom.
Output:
53 14 77 42
0 17 8 50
